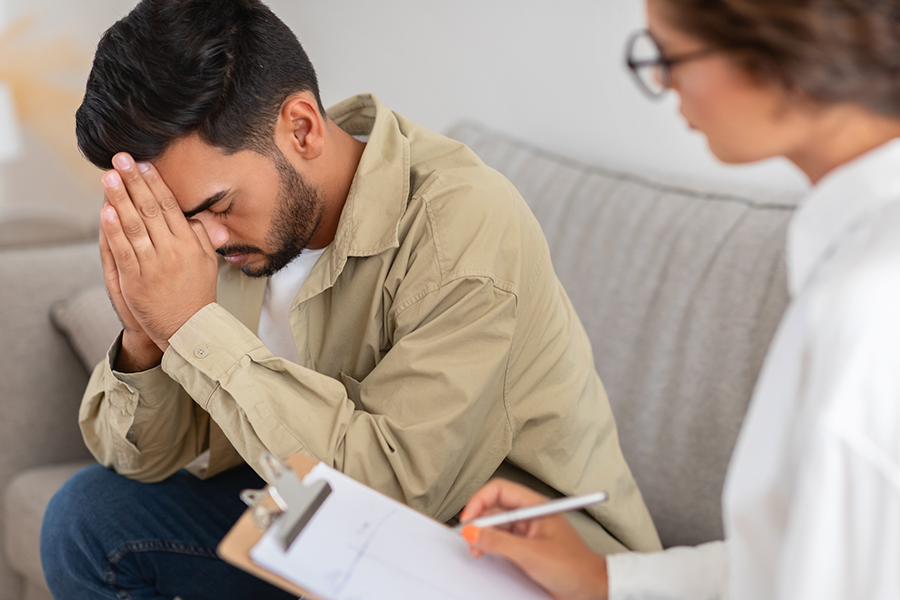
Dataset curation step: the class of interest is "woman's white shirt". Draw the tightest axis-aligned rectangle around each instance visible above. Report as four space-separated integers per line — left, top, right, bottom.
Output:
607 138 900 600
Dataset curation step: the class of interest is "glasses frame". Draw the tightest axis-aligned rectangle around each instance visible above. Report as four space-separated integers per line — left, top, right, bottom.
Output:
625 29 719 100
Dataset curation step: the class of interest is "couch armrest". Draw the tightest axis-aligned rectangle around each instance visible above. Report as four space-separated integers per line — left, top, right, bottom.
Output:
0 241 101 599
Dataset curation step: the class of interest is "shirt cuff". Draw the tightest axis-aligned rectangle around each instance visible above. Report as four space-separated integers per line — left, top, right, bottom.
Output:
607 541 727 600
106 331 175 411
162 302 266 408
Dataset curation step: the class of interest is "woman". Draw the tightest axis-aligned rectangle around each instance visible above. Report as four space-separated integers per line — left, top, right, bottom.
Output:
460 1 900 598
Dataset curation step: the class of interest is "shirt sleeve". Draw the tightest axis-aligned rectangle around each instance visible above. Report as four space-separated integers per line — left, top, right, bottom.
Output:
607 541 727 600
79 332 214 482
161 275 517 521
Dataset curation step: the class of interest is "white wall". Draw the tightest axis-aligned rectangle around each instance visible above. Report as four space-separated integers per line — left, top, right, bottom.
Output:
289 0 808 192
0 0 810 236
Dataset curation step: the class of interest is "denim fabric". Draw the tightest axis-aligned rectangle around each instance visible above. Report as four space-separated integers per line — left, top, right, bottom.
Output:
40 463 296 600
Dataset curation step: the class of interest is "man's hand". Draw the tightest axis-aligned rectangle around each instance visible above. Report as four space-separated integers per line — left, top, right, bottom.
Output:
100 224 164 372
99 152 218 360
460 478 609 600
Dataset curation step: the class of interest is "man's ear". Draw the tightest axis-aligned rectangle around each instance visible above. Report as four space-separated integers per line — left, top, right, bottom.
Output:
276 93 326 160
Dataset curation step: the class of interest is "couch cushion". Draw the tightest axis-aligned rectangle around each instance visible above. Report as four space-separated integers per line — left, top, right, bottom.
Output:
51 285 122 372
4 462 93 593
446 122 800 548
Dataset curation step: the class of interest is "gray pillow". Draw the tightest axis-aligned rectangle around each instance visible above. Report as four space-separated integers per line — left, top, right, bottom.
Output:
50 285 122 371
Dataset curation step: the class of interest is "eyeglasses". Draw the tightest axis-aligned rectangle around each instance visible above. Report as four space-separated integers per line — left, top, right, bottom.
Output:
625 29 718 99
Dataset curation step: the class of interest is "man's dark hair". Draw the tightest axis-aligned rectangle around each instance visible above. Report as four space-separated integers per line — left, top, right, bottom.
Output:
76 0 325 168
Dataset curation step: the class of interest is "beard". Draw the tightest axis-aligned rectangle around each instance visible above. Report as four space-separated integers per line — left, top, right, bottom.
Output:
216 147 325 278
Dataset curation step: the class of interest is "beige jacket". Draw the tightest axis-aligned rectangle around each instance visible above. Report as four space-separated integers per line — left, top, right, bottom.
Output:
80 94 661 553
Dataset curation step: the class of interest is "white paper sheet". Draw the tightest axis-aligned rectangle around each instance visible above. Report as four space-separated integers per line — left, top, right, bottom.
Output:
250 463 551 600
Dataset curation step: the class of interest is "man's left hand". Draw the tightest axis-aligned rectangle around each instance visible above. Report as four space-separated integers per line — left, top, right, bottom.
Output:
100 152 219 352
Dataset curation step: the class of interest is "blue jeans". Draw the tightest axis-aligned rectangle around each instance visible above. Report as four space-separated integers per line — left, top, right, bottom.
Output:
40 463 297 600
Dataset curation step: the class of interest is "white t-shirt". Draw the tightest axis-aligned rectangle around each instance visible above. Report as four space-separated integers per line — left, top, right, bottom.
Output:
256 134 367 363
608 138 900 599
257 246 327 363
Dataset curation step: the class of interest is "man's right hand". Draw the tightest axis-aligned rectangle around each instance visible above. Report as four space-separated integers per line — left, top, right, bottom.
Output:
99 223 164 373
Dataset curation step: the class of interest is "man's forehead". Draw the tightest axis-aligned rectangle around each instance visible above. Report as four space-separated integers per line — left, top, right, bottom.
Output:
152 135 234 212
152 134 280 216
154 134 223 172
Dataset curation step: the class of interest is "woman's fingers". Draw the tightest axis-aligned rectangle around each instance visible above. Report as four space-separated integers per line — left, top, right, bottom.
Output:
461 478 549 522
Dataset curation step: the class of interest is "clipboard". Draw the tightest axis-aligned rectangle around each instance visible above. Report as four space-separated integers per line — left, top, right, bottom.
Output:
217 453 321 599
218 454 553 600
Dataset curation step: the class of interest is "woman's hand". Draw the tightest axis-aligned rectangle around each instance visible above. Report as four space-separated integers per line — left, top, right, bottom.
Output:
460 478 609 600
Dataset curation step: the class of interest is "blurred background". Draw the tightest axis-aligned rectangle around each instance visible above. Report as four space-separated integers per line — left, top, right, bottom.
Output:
0 0 810 248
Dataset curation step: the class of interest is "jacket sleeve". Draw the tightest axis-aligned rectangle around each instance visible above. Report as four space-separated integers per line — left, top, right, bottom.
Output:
78 333 215 482
606 541 728 600
160 275 517 521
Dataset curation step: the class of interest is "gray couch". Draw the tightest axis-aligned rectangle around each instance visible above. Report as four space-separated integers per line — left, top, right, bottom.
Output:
0 122 800 599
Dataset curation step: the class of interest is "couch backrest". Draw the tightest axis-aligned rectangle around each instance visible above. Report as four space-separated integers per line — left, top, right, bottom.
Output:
447 122 800 548
0 241 100 476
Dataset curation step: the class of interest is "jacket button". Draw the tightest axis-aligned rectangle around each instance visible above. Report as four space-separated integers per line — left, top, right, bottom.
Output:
194 345 209 359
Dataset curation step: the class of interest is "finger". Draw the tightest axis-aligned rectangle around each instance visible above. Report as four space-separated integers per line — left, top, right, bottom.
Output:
135 160 195 237
189 218 217 260
465 526 542 572
100 201 141 277
98 225 116 281
103 169 155 258
461 478 548 522
110 153 175 243
461 479 513 521
99 226 122 301
512 520 533 537
99 228 129 327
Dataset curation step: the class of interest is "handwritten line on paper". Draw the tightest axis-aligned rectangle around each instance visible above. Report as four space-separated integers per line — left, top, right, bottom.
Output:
333 508 397 595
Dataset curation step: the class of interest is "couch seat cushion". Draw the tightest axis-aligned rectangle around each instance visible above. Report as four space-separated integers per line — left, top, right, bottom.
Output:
4 462 94 590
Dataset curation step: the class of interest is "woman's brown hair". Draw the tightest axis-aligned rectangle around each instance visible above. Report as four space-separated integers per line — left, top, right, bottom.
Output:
656 0 900 117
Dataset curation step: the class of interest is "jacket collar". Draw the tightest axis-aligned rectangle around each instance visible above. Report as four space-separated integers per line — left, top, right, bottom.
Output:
229 94 411 313
291 93 410 305
787 137 900 297
328 93 410 258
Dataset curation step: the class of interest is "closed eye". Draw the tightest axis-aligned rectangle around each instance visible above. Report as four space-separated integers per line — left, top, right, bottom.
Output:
212 201 235 218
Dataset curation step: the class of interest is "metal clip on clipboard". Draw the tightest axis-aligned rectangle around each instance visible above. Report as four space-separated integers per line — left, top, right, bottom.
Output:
239 451 332 551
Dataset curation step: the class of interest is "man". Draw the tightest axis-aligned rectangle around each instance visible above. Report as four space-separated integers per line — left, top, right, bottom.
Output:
40 0 660 598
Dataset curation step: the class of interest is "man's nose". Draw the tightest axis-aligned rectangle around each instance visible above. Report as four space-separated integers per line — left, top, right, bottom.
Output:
191 213 229 249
